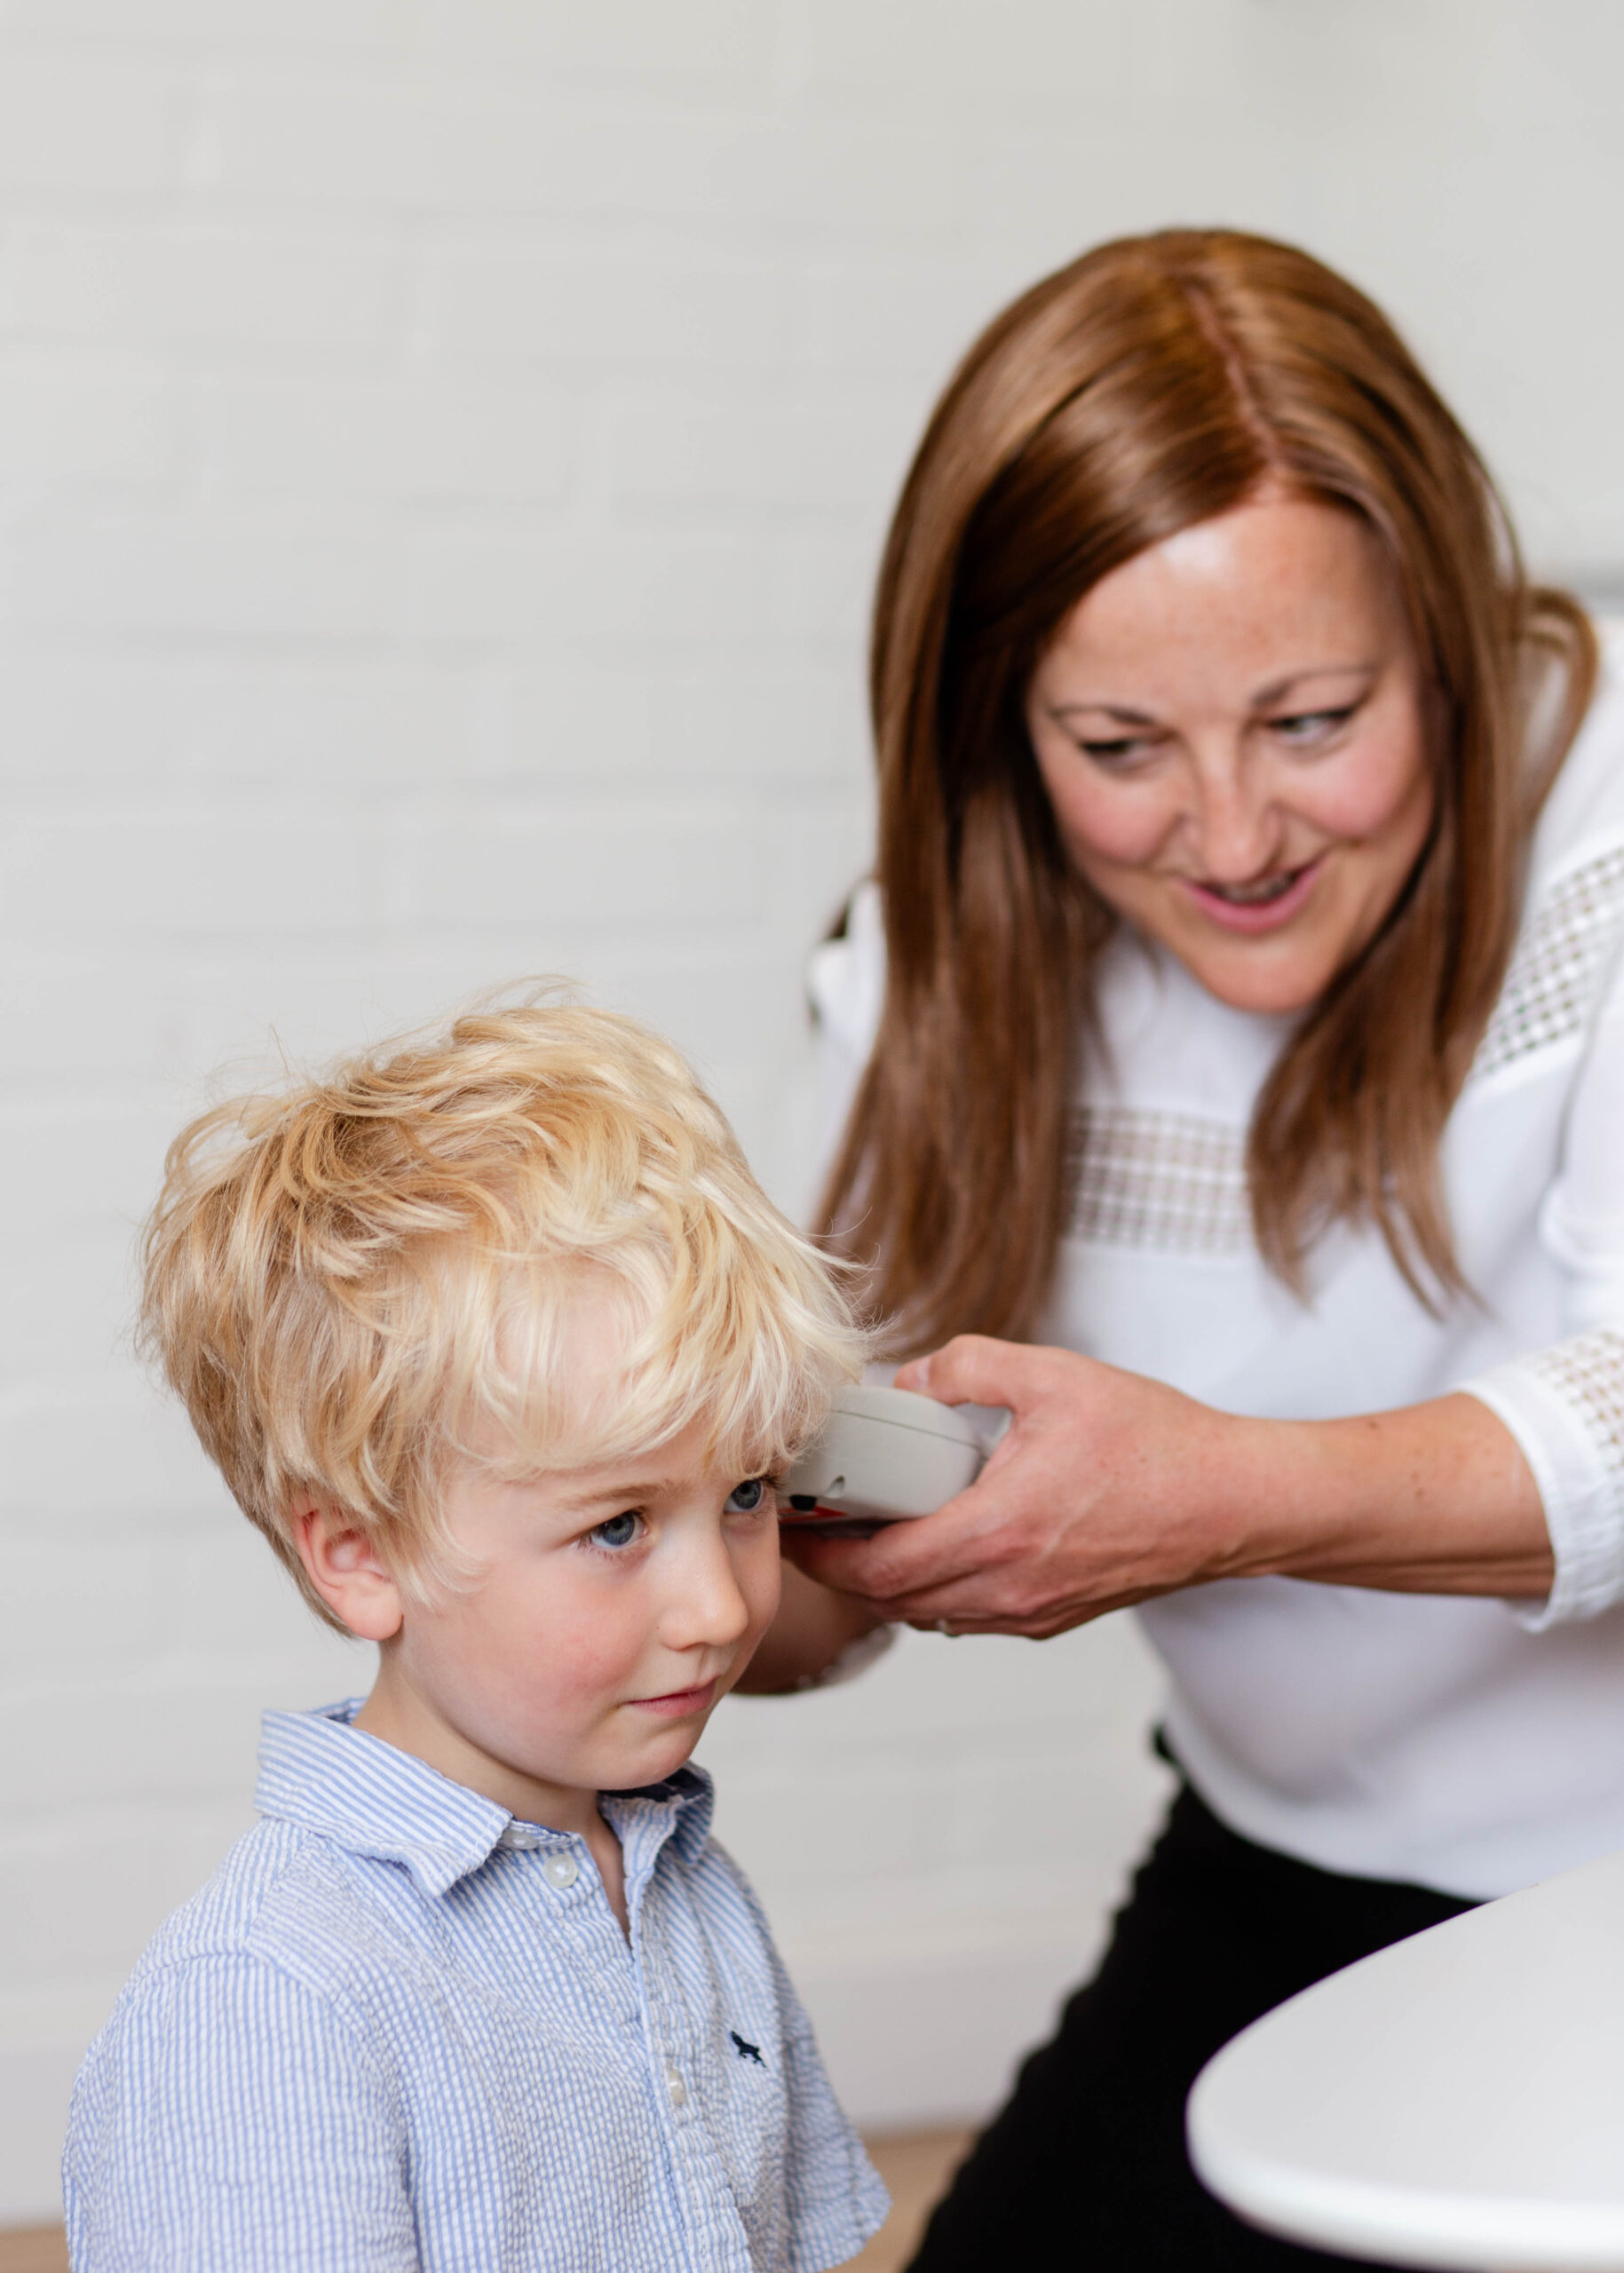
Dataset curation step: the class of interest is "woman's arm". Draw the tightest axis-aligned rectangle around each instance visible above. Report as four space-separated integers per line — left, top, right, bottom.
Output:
782 1336 1552 1639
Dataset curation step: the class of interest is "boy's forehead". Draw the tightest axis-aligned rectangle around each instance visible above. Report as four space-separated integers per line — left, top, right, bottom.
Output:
479 1264 786 1482
475 1414 761 1501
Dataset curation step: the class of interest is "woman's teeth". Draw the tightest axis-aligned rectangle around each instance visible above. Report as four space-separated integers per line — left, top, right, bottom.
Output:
1207 870 1300 906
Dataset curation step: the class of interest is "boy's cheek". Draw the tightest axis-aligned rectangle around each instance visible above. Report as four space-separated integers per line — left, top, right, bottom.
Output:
741 1532 783 1640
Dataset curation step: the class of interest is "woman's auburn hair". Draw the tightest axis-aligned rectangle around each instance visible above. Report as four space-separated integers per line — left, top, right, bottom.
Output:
818 226 1597 1350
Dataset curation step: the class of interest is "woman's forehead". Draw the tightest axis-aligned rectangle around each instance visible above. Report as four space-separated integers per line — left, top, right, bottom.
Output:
1034 496 1406 707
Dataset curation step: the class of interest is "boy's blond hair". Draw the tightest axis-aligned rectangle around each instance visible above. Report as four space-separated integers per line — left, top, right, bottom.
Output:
140 999 865 1629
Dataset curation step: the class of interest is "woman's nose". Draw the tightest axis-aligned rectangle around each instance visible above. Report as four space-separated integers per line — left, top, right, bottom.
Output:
1188 761 1279 880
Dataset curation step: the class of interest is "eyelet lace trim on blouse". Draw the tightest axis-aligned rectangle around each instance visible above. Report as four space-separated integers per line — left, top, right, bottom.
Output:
1529 1330 1624 1481
1066 1105 1249 1254
1471 845 1624 1083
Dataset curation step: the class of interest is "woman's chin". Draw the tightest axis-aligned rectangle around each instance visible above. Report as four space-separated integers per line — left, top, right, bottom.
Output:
1162 929 1340 1018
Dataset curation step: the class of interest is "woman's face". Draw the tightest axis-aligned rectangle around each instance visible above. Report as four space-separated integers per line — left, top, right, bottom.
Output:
1023 492 1436 1017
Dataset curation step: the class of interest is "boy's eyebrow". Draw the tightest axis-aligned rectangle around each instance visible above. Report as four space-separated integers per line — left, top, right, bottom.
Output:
541 1471 697 1511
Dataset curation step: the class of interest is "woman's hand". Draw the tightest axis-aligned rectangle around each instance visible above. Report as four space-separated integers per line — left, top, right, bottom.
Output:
782 1336 1555 1638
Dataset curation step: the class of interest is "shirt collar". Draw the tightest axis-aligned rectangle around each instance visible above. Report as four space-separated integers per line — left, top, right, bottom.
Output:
255 1699 714 1897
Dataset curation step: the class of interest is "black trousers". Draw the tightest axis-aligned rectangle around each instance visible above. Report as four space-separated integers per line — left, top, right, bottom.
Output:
907 1767 1477 2269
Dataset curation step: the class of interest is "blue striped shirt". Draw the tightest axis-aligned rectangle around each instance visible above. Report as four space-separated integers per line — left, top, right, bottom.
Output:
64 1700 888 2271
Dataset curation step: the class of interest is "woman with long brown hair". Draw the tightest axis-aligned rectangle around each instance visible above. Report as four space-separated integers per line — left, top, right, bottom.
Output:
744 228 1624 2266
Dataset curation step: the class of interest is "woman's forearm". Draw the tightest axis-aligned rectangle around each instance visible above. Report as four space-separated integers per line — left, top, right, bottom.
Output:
1218 1392 1552 1599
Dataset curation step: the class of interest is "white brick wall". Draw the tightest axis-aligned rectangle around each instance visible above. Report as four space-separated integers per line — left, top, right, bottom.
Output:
3 0 1624 2225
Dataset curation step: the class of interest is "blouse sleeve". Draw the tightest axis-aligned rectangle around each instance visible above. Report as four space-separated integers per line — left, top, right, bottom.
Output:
1462 897 1624 1628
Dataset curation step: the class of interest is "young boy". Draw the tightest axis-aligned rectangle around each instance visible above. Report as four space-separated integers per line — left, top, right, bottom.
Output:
64 1002 889 2272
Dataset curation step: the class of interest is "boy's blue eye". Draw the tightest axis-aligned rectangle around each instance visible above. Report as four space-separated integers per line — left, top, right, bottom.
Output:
726 1478 768 1514
590 1511 641 1551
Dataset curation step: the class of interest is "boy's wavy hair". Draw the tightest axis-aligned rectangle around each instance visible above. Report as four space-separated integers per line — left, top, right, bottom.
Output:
820 226 1597 1346
141 997 865 1629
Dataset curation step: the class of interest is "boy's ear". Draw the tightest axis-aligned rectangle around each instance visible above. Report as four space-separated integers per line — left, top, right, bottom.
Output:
293 1505 406 1643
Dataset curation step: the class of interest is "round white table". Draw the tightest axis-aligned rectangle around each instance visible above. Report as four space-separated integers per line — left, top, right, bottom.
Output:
1187 1848 1624 2270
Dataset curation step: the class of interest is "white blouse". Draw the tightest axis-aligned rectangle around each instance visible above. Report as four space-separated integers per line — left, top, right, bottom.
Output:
810 630 1624 1900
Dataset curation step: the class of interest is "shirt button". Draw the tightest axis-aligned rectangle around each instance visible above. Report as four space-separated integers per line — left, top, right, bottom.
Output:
543 1850 579 1890
501 1826 541 1851
663 2062 686 2110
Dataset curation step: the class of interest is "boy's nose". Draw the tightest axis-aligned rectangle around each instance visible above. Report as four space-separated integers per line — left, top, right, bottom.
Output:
661 1545 752 1654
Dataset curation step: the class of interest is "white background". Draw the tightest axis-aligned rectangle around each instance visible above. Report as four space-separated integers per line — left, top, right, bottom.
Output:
4 0 1624 2226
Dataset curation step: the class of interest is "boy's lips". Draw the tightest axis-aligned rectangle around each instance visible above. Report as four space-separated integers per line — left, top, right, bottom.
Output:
630 1677 719 1719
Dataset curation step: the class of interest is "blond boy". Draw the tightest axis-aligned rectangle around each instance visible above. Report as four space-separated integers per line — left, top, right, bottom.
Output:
64 1003 888 2273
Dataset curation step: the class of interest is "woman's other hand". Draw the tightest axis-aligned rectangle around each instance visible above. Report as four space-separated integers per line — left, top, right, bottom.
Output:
781 1336 1553 1637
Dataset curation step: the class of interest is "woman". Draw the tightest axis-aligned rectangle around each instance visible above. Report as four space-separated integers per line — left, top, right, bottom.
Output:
748 229 1624 2267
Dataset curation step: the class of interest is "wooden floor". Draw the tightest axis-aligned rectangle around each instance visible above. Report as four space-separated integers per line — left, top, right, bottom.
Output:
0 2127 972 2273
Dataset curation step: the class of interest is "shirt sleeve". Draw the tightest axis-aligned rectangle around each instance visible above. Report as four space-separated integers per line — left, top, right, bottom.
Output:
1461 915 1624 1628
760 1926 891 2273
65 1953 416 2273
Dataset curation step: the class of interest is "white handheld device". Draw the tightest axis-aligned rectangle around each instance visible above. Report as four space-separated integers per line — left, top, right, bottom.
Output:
778 1383 986 1529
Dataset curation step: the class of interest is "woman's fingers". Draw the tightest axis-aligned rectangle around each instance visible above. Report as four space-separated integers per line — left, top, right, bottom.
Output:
894 1333 1043 1411
782 1488 992 1611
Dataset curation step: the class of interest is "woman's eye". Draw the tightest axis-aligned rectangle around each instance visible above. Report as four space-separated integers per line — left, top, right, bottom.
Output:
589 1510 643 1552
1079 735 1152 765
1271 705 1356 744
725 1478 769 1514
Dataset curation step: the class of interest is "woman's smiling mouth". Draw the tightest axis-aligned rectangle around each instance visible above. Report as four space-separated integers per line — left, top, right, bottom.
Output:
1177 856 1325 932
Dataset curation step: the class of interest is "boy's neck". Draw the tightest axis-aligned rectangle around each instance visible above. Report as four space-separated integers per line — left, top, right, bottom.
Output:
353 1665 598 1841
353 1669 633 1932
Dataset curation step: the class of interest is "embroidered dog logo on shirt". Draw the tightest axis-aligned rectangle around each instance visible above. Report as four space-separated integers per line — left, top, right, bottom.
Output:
730 2031 764 2066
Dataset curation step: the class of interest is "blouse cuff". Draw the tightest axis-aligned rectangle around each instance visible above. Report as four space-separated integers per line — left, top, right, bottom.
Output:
1460 1329 1624 1628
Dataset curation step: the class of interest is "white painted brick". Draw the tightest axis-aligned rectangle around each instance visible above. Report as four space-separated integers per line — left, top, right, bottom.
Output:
12 509 401 640
419 244 790 374
402 528 770 651
699 118 966 244
199 80 716 219
0 354 178 486
0 1385 215 1519
199 375 572 505
0 808 394 933
0 224 403 355
0 1810 258 1984
0 57 180 190
498 660 867 788
545 0 777 88
764 524 881 654
606 382 923 516
0 1666 360 1817
393 798 758 933
788 259 1014 380
4 0 395 48
0 656 479 790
